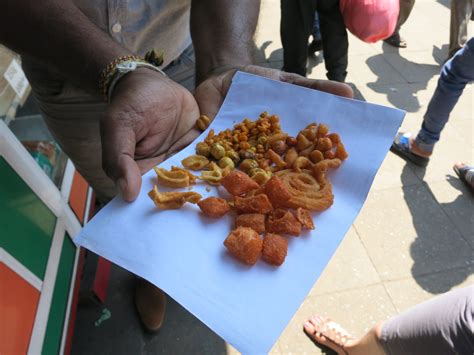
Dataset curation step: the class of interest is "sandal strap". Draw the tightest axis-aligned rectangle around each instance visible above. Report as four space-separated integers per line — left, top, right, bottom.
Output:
320 320 354 354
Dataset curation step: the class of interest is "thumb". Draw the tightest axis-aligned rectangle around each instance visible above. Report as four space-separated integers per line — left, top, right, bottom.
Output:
101 115 142 202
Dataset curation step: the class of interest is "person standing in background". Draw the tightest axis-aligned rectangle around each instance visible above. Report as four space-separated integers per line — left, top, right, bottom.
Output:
449 0 473 59
281 0 348 82
384 0 415 48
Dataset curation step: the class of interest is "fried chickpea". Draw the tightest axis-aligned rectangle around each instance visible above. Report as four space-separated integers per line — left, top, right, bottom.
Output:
210 143 226 160
309 149 324 163
218 157 235 169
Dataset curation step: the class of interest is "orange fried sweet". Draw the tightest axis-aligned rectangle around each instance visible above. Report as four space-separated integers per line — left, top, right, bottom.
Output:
235 214 266 234
295 207 315 230
224 226 263 265
198 197 230 218
234 194 273 214
221 170 260 196
267 209 302 236
263 176 292 208
262 233 288 266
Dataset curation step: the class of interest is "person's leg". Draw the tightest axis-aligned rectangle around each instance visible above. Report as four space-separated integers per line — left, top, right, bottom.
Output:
380 286 474 355
448 0 473 59
317 0 348 82
414 37 474 154
280 0 316 76
304 286 474 355
384 0 416 48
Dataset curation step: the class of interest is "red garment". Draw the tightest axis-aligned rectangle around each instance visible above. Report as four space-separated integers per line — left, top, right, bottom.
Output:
339 0 400 43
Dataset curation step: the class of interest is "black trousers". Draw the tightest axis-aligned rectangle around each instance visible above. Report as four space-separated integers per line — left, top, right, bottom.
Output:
280 0 348 82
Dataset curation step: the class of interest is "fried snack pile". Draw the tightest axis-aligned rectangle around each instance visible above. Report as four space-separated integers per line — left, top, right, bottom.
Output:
148 112 348 268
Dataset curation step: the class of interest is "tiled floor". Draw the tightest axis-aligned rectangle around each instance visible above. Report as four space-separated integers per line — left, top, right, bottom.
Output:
72 1 473 354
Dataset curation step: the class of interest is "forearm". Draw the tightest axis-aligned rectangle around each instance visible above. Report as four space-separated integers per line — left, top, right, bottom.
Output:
190 0 260 84
0 0 130 95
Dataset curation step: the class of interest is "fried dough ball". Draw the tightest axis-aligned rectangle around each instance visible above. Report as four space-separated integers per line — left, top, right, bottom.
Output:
267 209 302 236
295 207 315 230
221 170 260 196
224 227 263 265
262 233 288 266
198 197 230 218
235 214 266 234
234 194 273 214
336 142 349 160
263 176 292 208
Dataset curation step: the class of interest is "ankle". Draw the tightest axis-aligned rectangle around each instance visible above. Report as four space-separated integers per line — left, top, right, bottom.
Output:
409 137 431 157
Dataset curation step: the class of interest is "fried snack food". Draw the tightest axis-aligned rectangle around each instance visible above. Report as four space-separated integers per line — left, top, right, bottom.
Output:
295 208 315 230
267 209 302 236
221 170 260 196
198 197 230 218
182 155 209 170
263 176 292 208
154 167 193 188
148 186 201 209
171 166 197 183
262 233 288 266
336 142 349 160
223 227 263 265
235 214 266 234
284 147 298 168
234 194 273 214
196 114 211 131
275 169 334 211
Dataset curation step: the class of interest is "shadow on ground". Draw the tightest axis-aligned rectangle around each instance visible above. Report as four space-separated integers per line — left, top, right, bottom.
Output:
400 164 473 294
366 43 440 112
72 264 227 355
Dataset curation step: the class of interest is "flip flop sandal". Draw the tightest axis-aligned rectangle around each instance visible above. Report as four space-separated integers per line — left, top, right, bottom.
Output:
384 34 407 48
305 316 355 355
390 132 429 167
453 164 474 193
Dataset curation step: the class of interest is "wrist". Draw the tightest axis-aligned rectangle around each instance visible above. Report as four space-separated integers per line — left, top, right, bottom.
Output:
101 56 167 102
196 53 254 84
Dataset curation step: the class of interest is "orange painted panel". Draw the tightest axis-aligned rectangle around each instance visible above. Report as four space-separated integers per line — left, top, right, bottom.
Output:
0 262 40 355
69 171 88 224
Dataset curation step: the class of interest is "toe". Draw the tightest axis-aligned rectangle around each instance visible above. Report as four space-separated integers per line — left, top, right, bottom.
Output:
303 321 315 336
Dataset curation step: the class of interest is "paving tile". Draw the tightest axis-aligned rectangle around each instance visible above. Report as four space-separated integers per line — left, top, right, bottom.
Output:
347 33 378 56
354 184 474 281
363 82 435 113
371 153 421 191
347 53 406 87
383 51 441 84
384 264 474 312
278 285 397 354
427 180 474 248
309 227 381 296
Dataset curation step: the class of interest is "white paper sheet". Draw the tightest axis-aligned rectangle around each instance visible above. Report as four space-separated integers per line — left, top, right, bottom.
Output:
75 72 404 354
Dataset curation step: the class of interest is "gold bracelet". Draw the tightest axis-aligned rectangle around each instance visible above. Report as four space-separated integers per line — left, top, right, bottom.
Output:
99 55 145 100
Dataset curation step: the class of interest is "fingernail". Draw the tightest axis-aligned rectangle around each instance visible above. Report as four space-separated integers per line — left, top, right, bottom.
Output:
116 178 127 196
304 321 311 327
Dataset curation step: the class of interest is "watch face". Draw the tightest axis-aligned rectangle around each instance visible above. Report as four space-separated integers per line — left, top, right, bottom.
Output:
117 60 138 73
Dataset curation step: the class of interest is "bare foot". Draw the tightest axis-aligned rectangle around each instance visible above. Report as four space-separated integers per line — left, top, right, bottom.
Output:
304 315 356 355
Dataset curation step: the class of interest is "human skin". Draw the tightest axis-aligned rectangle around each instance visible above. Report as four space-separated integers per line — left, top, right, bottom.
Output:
0 0 353 202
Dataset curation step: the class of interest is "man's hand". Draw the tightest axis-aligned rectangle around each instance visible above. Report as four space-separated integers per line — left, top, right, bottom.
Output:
101 69 201 201
194 65 354 120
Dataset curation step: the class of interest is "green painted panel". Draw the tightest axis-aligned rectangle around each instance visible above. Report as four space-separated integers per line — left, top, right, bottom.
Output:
42 235 76 355
0 157 56 279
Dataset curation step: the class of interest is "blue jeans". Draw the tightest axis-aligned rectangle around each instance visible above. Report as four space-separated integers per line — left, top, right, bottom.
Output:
415 37 474 153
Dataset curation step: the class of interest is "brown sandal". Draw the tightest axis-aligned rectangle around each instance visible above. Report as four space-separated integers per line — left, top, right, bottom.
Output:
304 315 355 355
